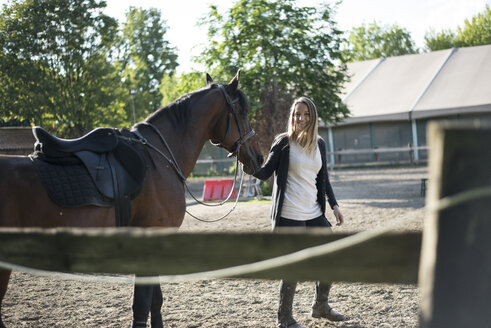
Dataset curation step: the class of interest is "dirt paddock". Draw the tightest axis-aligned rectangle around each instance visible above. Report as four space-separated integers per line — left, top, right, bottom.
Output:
2 166 427 327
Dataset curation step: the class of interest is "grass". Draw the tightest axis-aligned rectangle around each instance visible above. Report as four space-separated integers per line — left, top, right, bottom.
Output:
240 198 271 204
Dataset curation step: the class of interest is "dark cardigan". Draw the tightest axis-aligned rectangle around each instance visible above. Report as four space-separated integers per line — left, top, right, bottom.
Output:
253 134 338 228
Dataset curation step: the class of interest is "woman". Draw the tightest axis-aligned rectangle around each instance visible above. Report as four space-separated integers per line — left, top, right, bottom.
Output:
253 97 345 328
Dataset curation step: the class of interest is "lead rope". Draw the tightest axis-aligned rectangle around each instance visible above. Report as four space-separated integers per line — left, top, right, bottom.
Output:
185 163 246 223
184 143 243 207
132 122 245 222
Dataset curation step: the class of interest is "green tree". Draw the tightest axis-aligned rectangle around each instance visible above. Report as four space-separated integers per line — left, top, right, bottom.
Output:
0 0 125 137
159 71 206 106
456 5 491 47
199 0 349 152
346 22 418 62
424 29 456 51
424 5 491 51
119 7 178 122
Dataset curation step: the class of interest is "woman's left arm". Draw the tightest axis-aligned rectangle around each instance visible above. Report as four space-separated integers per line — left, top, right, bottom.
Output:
332 204 344 226
320 138 344 226
326 177 344 226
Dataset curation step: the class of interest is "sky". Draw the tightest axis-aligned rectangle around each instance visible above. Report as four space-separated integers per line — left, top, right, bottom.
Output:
2 0 490 73
102 0 491 74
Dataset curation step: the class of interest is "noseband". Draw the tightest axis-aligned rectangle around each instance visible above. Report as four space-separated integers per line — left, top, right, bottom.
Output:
210 85 255 158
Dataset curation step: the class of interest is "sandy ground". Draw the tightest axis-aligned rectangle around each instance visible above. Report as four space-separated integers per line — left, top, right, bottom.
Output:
2 166 428 327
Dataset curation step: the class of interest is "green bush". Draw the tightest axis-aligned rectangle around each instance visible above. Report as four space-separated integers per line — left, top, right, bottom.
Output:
261 180 273 196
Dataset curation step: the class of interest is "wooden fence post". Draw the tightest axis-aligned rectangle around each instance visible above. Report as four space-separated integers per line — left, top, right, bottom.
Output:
419 121 491 327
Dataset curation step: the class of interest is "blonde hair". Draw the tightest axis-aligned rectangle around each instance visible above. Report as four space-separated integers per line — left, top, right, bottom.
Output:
287 96 319 156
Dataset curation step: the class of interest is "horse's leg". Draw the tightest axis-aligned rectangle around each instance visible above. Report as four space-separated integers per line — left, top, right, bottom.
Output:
132 284 163 328
132 283 154 328
150 285 163 328
0 270 12 328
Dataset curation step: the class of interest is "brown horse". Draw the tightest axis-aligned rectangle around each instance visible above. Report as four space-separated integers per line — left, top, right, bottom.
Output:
0 71 264 328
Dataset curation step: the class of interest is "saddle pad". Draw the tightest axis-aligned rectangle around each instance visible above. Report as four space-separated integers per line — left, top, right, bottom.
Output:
33 158 112 208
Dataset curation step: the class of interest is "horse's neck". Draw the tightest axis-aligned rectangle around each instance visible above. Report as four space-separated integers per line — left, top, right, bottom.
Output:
147 96 221 178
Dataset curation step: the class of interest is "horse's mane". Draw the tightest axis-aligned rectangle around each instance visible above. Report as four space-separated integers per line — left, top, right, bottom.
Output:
144 83 249 127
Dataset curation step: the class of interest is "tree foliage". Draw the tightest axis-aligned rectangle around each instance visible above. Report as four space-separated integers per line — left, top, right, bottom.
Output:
345 22 418 62
0 0 124 137
424 5 491 51
118 7 178 122
0 1 179 137
159 71 206 107
457 5 491 46
199 0 349 152
424 29 456 52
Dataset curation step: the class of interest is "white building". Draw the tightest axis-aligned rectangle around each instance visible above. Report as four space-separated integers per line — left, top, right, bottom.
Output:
320 44 491 166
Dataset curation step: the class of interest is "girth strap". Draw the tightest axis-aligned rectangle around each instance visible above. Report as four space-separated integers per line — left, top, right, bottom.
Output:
108 152 130 227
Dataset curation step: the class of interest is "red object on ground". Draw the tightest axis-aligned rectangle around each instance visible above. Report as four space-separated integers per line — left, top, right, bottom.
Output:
202 179 237 201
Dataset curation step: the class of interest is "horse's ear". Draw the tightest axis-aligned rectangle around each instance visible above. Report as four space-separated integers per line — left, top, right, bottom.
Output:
226 69 241 93
206 73 213 85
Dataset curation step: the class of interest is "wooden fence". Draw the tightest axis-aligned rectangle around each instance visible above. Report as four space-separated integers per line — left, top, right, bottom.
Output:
196 145 429 169
0 228 421 284
418 121 491 328
0 121 490 327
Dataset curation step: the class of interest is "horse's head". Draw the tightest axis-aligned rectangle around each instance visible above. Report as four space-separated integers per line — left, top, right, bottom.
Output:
209 71 264 175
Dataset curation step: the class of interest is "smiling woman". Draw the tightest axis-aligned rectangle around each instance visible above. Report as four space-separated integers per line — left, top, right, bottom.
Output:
252 96 345 328
289 97 319 157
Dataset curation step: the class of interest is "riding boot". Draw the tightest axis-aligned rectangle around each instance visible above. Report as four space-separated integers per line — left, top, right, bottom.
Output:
277 281 305 328
132 284 153 328
150 285 164 328
311 282 345 322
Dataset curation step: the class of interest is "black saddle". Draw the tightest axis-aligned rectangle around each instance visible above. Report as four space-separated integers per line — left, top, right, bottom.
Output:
31 126 146 227
33 126 120 157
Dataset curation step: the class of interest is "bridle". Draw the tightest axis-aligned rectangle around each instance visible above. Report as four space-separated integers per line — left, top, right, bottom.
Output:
210 85 255 158
129 84 255 222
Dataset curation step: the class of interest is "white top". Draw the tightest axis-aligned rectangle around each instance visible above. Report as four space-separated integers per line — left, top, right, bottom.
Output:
280 141 323 220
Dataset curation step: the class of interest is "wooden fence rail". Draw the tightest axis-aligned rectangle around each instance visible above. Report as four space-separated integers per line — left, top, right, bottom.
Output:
0 228 421 284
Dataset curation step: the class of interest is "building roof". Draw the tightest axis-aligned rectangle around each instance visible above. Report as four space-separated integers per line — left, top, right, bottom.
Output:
413 45 491 118
340 58 382 100
337 44 491 125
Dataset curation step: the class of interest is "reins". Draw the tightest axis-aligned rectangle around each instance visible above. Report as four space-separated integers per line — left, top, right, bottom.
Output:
210 85 255 157
130 85 255 222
